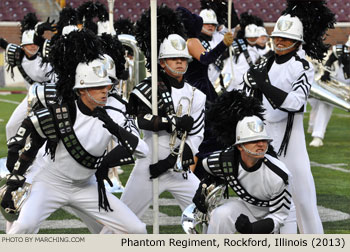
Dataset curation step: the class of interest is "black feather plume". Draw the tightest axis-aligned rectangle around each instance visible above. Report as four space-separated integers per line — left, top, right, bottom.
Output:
207 90 265 147
236 12 264 39
135 4 186 71
199 0 239 28
77 1 108 34
281 0 336 61
176 7 203 39
49 29 104 100
114 18 135 35
100 33 126 79
55 7 78 36
95 1 108 21
20 13 39 33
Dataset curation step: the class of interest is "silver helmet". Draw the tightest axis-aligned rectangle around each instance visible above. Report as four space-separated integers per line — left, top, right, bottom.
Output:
245 24 259 38
234 115 272 145
158 34 192 60
271 14 303 42
21 30 35 46
199 9 218 25
74 57 112 89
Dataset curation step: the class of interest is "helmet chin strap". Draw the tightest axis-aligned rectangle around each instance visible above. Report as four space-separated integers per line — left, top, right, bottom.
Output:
23 47 39 56
273 40 297 52
164 61 188 75
247 39 257 45
241 144 267 156
86 89 107 105
202 27 214 36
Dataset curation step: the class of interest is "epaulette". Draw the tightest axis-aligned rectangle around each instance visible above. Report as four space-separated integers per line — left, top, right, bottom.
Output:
263 156 289 184
5 43 35 84
232 38 246 56
206 147 236 178
28 83 57 111
130 77 174 115
5 43 22 67
294 54 310 71
332 44 344 58
42 39 51 60
131 79 153 109
29 107 58 142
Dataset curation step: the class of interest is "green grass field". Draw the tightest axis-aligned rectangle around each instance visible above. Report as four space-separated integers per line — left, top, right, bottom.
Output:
0 89 349 234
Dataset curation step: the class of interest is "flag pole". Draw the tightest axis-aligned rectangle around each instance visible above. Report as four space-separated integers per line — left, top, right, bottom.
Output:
150 0 159 234
228 0 235 84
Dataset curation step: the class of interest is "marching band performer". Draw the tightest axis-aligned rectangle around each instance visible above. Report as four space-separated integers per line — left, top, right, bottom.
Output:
1 28 148 234
193 91 293 234
176 6 234 181
243 0 335 233
121 5 206 218
0 13 55 141
225 12 263 92
197 0 239 90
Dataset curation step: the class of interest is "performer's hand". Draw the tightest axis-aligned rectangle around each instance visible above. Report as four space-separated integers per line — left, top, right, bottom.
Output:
93 106 121 136
149 154 177 179
192 182 208 213
235 214 253 234
249 66 268 87
95 160 113 212
320 71 330 82
0 37 8 49
243 65 268 90
36 17 56 36
93 106 139 155
169 115 194 133
223 32 234 46
95 160 113 187
0 185 17 213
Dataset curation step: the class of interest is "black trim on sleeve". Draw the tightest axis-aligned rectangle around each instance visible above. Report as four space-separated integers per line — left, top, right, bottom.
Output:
258 77 288 109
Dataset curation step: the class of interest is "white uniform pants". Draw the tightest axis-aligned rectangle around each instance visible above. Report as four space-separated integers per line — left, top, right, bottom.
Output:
8 175 146 234
267 115 323 233
6 96 28 140
309 99 333 139
5 96 28 232
121 157 200 218
207 200 296 234
208 200 264 234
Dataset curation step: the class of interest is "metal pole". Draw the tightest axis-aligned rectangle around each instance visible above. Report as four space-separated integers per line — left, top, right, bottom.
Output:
228 0 235 84
150 0 159 234
107 0 115 34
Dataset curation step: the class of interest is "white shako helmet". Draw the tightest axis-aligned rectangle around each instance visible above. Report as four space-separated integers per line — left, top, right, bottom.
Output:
199 9 218 25
97 21 116 36
345 35 350 47
271 14 304 42
256 26 268 37
102 54 117 80
74 57 112 89
234 115 272 145
158 34 192 61
62 25 79 37
21 30 35 46
245 24 259 38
